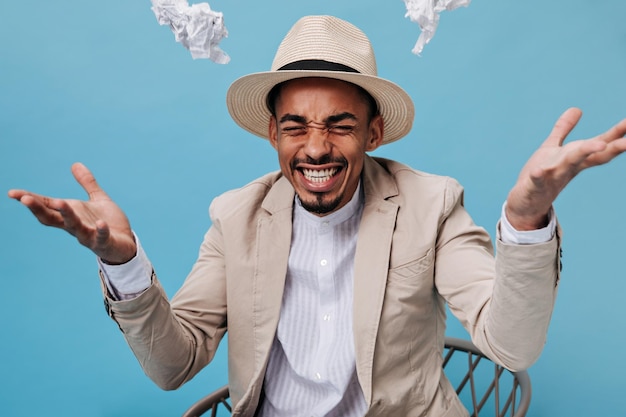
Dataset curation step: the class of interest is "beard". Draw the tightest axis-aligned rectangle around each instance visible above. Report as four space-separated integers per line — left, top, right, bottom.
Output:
298 192 344 215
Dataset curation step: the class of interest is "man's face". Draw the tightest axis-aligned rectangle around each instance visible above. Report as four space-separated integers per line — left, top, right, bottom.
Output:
269 78 383 216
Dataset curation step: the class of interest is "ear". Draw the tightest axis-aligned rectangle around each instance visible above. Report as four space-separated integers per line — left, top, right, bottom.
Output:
268 116 278 150
365 114 384 152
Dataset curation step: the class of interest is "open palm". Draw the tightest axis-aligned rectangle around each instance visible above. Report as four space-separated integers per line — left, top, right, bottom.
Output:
506 108 626 230
8 163 136 264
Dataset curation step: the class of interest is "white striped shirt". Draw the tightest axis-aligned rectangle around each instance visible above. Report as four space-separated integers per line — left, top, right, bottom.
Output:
258 183 367 417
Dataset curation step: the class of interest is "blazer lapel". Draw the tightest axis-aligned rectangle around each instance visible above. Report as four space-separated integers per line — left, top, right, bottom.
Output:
249 176 295 393
353 156 399 405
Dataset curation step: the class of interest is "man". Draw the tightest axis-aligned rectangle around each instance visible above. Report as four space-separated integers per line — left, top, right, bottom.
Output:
8 15 626 417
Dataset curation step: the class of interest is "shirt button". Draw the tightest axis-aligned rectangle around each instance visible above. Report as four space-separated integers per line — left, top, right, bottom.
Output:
320 259 328 266
323 314 331 321
315 372 322 380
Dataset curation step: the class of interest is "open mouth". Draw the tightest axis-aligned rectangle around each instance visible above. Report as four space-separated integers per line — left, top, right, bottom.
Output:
301 167 339 183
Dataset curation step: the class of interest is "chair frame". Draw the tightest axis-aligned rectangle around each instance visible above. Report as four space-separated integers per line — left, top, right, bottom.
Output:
181 337 531 417
442 337 531 417
182 385 231 417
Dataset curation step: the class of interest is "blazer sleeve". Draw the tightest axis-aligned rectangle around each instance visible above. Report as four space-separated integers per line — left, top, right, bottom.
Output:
101 220 228 390
434 178 561 371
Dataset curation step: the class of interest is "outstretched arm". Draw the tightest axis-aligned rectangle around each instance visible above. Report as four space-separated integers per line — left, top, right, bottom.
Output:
506 108 626 230
8 162 136 264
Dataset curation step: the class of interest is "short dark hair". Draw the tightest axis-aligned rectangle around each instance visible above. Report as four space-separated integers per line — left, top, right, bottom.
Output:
266 78 380 122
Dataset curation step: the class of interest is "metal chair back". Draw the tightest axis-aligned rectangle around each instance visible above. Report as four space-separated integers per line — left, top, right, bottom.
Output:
181 337 531 417
443 337 531 417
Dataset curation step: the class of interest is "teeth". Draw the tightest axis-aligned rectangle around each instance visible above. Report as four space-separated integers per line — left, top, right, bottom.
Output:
302 168 338 183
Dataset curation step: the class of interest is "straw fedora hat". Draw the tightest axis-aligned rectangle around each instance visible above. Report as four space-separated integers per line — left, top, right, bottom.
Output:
226 15 415 145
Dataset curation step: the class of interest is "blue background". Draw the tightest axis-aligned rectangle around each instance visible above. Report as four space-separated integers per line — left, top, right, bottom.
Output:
2 1 625 415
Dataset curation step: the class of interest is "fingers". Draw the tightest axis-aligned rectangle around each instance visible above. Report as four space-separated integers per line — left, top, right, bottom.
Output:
71 162 110 201
541 111 625 172
572 117 626 168
9 189 97 239
597 117 626 144
7 189 27 201
585 137 626 167
42 199 111 250
9 191 65 228
568 139 608 168
56 198 84 234
544 107 583 147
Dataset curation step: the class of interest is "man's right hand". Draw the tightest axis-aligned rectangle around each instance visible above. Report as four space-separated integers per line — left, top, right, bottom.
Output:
8 162 137 264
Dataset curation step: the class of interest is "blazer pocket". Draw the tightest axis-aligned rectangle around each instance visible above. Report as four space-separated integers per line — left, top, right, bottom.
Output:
388 248 435 284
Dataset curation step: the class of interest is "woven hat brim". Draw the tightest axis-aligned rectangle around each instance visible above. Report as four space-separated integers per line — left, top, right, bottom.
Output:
226 70 415 144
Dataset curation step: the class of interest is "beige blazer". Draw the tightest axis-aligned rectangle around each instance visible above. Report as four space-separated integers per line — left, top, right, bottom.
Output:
104 156 560 417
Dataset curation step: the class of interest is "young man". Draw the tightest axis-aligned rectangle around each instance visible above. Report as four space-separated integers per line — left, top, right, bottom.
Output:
8 15 626 416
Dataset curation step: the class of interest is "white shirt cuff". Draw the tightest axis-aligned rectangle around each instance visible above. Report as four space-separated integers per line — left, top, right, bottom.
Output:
500 202 556 244
98 233 152 299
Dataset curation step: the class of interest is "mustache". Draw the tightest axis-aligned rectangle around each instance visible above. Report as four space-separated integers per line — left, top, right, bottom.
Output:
290 155 347 170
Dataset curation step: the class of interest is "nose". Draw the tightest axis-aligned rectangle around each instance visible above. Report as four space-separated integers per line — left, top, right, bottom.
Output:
303 127 331 160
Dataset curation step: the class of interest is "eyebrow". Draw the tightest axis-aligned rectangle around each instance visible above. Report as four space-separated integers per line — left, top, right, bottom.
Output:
279 114 308 124
278 112 358 125
325 112 358 124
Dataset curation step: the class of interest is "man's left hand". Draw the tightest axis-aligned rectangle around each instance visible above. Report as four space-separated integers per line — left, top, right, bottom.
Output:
506 107 626 231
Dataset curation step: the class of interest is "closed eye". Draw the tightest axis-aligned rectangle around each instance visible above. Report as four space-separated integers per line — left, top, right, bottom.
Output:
282 125 308 136
327 125 356 135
